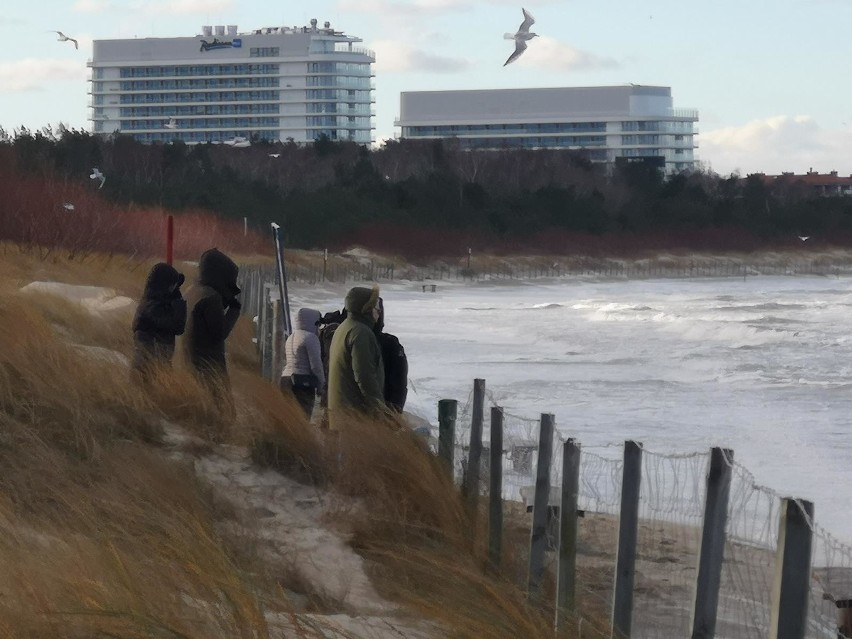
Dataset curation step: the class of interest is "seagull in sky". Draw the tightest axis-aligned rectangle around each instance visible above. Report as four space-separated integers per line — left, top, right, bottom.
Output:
53 31 79 49
164 118 178 129
90 167 105 189
63 202 75 211
798 235 811 241
503 8 538 67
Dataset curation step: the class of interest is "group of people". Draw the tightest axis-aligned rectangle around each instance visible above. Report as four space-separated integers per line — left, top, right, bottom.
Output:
131 247 241 394
130 248 407 429
281 284 408 429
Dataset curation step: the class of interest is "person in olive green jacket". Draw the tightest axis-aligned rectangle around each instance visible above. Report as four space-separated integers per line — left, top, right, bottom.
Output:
327 285 385 430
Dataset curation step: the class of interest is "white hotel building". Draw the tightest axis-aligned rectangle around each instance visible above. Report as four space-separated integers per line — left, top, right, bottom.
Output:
88 20 375 144
396 86 698 174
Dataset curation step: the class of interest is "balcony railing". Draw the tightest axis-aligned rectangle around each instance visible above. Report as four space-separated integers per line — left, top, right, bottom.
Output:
673 108 699 120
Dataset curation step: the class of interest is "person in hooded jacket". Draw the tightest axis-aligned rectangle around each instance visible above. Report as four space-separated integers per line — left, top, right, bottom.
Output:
373 297 408 413
327 286 385 430
131 262 187 381
183 248 241 389
281 307 325 419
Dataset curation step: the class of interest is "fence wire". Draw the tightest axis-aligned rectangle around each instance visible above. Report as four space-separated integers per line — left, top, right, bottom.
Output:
453 381 852 639
633 449 709 639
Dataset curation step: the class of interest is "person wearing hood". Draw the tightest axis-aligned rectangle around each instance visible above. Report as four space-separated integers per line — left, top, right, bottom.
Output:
327 285 385 430
183 248 241 387
281 307 325 419
131 262 187 380
373 297 408 413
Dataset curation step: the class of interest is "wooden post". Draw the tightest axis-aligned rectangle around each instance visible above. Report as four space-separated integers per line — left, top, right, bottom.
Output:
260 284 274 381
165 214 174 265
464 379 486 510
270 292 281 382
528 413 555 601
556 438 581 629
769 498 815 639
438 400 457 478
690 448 734 639
488 406 504 569
612 440 643 638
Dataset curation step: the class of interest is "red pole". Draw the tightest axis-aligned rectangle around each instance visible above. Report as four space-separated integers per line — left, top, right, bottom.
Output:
166 214 174 265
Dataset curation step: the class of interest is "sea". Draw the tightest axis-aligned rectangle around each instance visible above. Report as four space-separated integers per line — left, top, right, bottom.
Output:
291 273 852 544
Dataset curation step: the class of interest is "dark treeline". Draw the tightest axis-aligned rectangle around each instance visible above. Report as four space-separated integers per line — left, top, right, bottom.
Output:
4 124 852 257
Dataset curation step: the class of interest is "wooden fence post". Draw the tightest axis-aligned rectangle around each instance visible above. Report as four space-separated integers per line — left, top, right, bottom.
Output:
769 498 815 639
488 406 504 569
612 440 643 638
556 438 581 630
690 448 734 639
260 283 274 381
165 214 174 265
528 413 555 601
464 379 486 511
270 291 281 382
438 399 458 478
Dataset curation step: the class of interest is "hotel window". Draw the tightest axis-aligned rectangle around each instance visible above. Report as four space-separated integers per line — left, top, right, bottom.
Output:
250 47 280 57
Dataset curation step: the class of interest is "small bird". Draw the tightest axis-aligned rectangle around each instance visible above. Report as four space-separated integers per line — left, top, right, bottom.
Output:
63 202 75 211
798 235 811 242
164 118 178 129
53 31 79 49
90 167 106 189
268 153 281 158
503 8 538 66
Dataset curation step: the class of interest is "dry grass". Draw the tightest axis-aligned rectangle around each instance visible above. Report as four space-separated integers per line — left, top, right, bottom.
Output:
0 242 612 638
0 250 327 638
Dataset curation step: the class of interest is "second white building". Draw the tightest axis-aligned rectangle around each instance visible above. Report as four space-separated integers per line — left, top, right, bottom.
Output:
395 85 698 174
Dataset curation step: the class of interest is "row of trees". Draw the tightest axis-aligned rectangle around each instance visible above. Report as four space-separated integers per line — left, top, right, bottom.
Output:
3 125 851 257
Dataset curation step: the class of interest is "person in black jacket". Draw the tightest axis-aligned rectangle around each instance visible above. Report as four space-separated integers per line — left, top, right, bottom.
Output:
131 262 187 381
183 248 241 389
373 297 408 413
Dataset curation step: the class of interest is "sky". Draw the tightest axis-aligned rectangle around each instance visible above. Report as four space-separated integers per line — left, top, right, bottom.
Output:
1 0 851 177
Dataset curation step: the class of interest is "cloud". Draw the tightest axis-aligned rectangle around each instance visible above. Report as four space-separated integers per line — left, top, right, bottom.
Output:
0 59 86 92
76 0 231 14
514 37 618 71
373 40 471 73
338 0 472 15
73 0 113 12
133 0 234 15
701 115 852 176
338 0 559 17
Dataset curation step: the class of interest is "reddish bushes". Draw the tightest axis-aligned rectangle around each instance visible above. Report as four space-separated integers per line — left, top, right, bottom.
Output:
0 162 269 260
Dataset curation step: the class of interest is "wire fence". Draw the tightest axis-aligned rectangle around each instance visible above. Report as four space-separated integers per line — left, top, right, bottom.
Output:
240 258 852 289
448 383 852 639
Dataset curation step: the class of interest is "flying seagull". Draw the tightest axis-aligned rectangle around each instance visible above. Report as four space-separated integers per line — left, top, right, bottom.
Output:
268 153 281 158
164 118 178 129
53 31 79 50
503 8 537 66
63 202 75 211
798 235 811 241
90 167 105 189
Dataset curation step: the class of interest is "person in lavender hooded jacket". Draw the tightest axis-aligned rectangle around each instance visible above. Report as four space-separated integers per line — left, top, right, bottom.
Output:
281 307 326 419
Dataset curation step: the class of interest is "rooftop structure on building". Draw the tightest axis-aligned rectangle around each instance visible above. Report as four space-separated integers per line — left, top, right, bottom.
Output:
88 20 375 145
753 169 852 197
395 85 698 174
